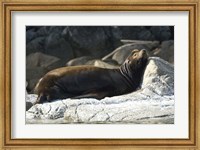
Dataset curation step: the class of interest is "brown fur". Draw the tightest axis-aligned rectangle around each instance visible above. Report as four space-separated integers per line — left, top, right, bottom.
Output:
34 49 148 104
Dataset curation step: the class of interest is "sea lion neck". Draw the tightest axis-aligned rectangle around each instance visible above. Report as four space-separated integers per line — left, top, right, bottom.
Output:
119 63 140 90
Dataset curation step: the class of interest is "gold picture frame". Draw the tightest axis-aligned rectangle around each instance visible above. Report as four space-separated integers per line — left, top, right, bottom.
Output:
0 0 199 149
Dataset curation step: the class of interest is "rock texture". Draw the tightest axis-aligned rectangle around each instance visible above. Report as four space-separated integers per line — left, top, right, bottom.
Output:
152 40 174 64
26 57 174 124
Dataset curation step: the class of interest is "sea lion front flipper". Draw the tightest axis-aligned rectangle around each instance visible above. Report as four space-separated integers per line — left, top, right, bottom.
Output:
34 93 47 104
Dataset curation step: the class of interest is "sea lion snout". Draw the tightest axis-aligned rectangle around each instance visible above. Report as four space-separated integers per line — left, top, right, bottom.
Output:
130 49 148 61
134 49 148 59
140 49 147 55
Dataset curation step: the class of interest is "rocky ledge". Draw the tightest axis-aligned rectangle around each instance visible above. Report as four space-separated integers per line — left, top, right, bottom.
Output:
26 57 174 124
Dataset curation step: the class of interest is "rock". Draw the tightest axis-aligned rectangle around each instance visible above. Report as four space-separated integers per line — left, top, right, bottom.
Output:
26 28 37 43
26 102 33 111
119 26 145 39
26 81 28 96
26 57 174 124
66 56 95 66
26 78 41 93
28 26 66 39
26 67 48 93
61 27 69 39
67 27 108 57
65 26 121 57
151 40 174 64
119 26 173 41
26 27 74 61
26 67 48 80
26 52 62 93
26 52 60 68
44 33 74 61
103 26 122 49
150 26 172 41
26 94 38 111
46 59 66 71
137 29 155 40
34 26 50 37
142 57 174 95
47 26 65 34
26 37 46 55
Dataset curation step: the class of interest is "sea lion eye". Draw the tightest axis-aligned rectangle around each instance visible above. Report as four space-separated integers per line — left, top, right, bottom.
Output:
134 53 137 56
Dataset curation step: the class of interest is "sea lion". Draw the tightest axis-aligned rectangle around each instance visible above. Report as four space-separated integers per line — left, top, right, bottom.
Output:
34 49 148 104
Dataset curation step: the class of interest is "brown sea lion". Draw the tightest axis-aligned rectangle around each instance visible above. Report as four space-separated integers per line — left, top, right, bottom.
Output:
34 49 148 104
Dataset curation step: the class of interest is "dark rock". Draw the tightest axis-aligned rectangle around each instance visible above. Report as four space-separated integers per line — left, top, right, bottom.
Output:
27 78 40 93
47 26 65 34
64 26 121 57
67 26 108 57
119 26 173 41
33 26 65 38
61 27 69 38
26 67 48 93
137 29 155 40
150 26 171 41
26 66 47 80
26 102 33 111
26 29 37 43
35 26 50 37
26 37 46 55
46 59 66 71
26 51 68 93
103 26 122 50
44 33 74 61
119 26 145 39
26 26 42 32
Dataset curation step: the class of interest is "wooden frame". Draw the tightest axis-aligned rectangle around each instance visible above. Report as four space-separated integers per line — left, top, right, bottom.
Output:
0 0 199 149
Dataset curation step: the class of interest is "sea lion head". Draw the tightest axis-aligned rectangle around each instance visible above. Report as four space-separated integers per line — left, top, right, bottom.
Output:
124 49 149 72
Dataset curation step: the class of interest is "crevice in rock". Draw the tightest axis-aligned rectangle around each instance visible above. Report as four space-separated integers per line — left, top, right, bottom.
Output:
75 104 81 121
47 105 52 114
137 114 173 120
88 108 104 121
61 100 68 109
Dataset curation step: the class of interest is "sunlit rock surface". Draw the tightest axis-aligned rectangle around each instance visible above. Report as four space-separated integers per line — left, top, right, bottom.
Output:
26 57 174 124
